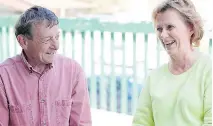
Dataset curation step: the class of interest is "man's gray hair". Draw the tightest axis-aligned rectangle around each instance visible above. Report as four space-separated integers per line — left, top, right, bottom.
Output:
15 6 59 39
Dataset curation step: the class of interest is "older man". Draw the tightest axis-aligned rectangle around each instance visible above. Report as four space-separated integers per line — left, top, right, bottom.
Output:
0 6 91 126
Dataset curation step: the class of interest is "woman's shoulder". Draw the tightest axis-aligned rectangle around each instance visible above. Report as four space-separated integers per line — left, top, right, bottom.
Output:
197 53 212 70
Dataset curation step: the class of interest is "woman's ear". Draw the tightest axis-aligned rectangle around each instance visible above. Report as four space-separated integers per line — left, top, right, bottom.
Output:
17 35 28 49
188 23 194 36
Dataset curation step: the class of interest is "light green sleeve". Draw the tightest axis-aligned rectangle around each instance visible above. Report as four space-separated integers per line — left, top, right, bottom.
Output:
203 65 212 126
132 76 154 126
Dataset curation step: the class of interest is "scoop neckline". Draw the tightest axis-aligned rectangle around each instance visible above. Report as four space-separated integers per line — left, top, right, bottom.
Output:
164 53 203 78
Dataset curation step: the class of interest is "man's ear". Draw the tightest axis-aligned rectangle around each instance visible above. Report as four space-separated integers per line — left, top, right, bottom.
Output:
17 35 28 49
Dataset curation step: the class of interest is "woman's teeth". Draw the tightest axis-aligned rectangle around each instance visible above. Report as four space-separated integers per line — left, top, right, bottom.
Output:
166 40 175 46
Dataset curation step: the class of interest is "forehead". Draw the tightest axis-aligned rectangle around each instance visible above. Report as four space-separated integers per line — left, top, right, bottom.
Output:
155 9 185 26
31 20 59 37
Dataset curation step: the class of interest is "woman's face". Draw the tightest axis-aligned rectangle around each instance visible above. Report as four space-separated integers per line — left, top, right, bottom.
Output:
155 9 194 57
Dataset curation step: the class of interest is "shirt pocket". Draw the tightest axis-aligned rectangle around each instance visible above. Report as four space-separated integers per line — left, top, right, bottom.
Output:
55 99 72 125
9 103 34 126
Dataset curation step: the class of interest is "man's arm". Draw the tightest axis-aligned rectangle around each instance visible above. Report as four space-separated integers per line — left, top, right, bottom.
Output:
69 65 92 126
0 74 9 126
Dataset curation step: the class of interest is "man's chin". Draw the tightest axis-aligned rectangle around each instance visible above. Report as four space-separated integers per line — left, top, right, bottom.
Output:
43 59 54 64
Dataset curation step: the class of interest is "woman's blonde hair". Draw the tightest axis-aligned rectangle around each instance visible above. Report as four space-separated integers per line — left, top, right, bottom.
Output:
152 0 204 47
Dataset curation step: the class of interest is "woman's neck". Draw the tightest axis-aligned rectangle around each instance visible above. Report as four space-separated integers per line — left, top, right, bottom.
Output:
168 51 200 75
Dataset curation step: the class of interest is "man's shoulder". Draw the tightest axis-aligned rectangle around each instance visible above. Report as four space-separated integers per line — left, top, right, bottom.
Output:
54 54 82 69
0 55 21 70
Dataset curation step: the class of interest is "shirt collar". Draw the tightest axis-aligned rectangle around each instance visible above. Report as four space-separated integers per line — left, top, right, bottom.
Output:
21 50 53 73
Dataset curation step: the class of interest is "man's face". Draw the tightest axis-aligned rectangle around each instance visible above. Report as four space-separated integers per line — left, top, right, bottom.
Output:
24 20 60 64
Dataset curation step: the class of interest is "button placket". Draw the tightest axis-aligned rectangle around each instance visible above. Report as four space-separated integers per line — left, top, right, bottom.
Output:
39 76 48 126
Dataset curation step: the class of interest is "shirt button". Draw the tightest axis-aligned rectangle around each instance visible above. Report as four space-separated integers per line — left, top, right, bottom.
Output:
40 99 46 103
43 122 46 126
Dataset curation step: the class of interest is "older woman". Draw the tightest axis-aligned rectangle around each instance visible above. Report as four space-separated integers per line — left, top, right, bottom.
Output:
132 0 212 126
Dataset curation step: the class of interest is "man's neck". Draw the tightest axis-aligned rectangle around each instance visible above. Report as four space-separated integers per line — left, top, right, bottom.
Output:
23 51 47 74
32 64 47 74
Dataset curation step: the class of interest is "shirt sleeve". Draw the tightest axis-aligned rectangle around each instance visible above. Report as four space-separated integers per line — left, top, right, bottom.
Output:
0 74 9 126
69 65 92 126
203 64 212 126
132 76 154 126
